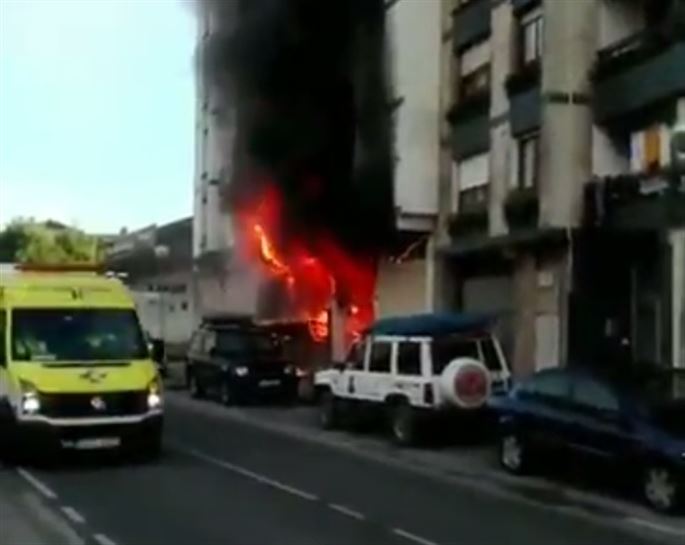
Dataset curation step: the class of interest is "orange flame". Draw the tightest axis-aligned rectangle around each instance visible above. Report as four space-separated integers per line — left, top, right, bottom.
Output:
237 182 376 345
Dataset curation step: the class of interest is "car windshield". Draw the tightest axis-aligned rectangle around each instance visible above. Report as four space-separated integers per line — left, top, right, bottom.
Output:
641 372 685 436
12 308 147 362
216 330 277 357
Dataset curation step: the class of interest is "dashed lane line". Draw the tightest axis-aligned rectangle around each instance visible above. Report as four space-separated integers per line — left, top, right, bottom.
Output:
60 506 86 525
392 528 440 545
176 444 319 501
16 467 57 500
627 517 685 538
328 503 366 521
92 533 119 545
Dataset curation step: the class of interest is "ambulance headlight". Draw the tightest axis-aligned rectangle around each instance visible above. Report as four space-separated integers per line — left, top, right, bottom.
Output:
147 378 163 410
19 380 41 415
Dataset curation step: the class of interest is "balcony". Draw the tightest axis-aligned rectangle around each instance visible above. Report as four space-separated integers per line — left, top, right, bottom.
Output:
593 30 685 124
448 207 489 239
506 61 542 136
452 0 491 53
505 188 540 230
449 109 490 160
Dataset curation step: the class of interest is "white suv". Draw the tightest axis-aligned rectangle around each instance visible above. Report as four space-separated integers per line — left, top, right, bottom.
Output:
316 313 511 445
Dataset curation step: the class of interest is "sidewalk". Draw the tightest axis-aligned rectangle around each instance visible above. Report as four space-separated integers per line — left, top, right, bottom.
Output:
0 467 83 545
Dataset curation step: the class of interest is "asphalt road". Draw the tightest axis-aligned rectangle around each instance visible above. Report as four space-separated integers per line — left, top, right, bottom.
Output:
12 400 673 545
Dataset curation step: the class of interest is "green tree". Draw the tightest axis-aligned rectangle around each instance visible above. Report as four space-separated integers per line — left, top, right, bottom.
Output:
0 219 101 265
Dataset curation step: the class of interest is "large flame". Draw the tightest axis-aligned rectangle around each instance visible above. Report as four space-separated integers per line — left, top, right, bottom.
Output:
238 183 376 344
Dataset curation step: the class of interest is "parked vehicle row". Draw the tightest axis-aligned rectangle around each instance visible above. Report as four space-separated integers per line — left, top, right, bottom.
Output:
313 312 685 514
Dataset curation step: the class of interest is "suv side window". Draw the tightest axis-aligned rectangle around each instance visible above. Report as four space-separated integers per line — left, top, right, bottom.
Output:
479 338 502 372
205 329 217 356
572 376 620 414
431 337 480 374
397 342 421 376
190 329 206 353
369 341 392 373
347 340 365 370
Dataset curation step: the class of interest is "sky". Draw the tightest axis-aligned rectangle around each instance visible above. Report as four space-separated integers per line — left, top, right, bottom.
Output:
0 0 197 234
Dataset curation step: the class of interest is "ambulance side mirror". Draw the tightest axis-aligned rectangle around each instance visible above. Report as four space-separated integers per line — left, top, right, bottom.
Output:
150 339 165 365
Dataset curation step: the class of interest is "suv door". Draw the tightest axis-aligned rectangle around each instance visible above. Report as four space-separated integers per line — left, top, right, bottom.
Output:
357 339 393 403
568 375 633 460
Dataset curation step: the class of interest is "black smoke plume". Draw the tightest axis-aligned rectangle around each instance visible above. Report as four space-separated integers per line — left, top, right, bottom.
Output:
199 0 396 256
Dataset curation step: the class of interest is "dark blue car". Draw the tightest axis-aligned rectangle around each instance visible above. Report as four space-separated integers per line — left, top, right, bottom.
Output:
490 367 685 513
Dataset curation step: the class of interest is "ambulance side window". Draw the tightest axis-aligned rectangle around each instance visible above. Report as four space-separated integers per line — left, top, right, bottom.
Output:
0 311 6 366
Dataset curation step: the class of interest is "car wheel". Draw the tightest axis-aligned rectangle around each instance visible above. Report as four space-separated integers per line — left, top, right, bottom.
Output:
644 464 680 513
391 402 417 446
499 432 528 474
188 371 205 399
320 390 339 430
219 382 233 406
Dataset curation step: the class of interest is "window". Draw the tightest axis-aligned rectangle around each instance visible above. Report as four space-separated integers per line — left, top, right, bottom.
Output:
519 370 571 401
346 340 365 370
190 330 206 353
369 341 392 373
431 338 480 375
457 152 490 212
521 11 543 65
458 40 491 100
11 309 147 362
572 377 620 413
204 330 217 355
397 342 421 376
517 133 539 189
479 338 503 372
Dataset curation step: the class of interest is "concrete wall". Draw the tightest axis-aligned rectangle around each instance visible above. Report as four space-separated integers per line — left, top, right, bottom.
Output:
375 259 427 318
195 261 260 318
132 270 196 347
597 0 644 50
387 0 442 218
539 0 597 228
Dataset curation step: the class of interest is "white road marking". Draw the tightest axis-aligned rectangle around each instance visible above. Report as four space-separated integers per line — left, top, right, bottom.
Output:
392 528 439 545
60 506 86 524
92 533 118 545
328 503 365 521
627 517 685 537
178 445 319 501
16 468 57 500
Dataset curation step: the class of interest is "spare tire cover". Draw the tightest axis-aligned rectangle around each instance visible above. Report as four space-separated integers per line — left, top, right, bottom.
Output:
438 358 491 409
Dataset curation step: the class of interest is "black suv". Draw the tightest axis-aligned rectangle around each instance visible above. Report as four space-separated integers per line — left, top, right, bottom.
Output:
185 316 298 405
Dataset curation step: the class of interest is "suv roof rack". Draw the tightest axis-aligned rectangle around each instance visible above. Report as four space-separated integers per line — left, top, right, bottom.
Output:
368 312 494 337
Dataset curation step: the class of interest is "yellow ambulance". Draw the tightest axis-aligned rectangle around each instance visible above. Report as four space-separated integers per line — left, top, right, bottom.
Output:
0 264 163 461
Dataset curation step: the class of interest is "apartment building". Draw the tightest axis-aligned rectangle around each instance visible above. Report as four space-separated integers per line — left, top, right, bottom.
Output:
193 1 261 319
376 0 443 318
441 0 685 375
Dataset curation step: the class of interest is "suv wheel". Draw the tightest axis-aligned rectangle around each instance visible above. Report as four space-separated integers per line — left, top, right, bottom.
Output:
644 464 680 513
390 401 417 446
219 382 233 406
188 371 204 399
499 432 528 474
320 390 339 430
